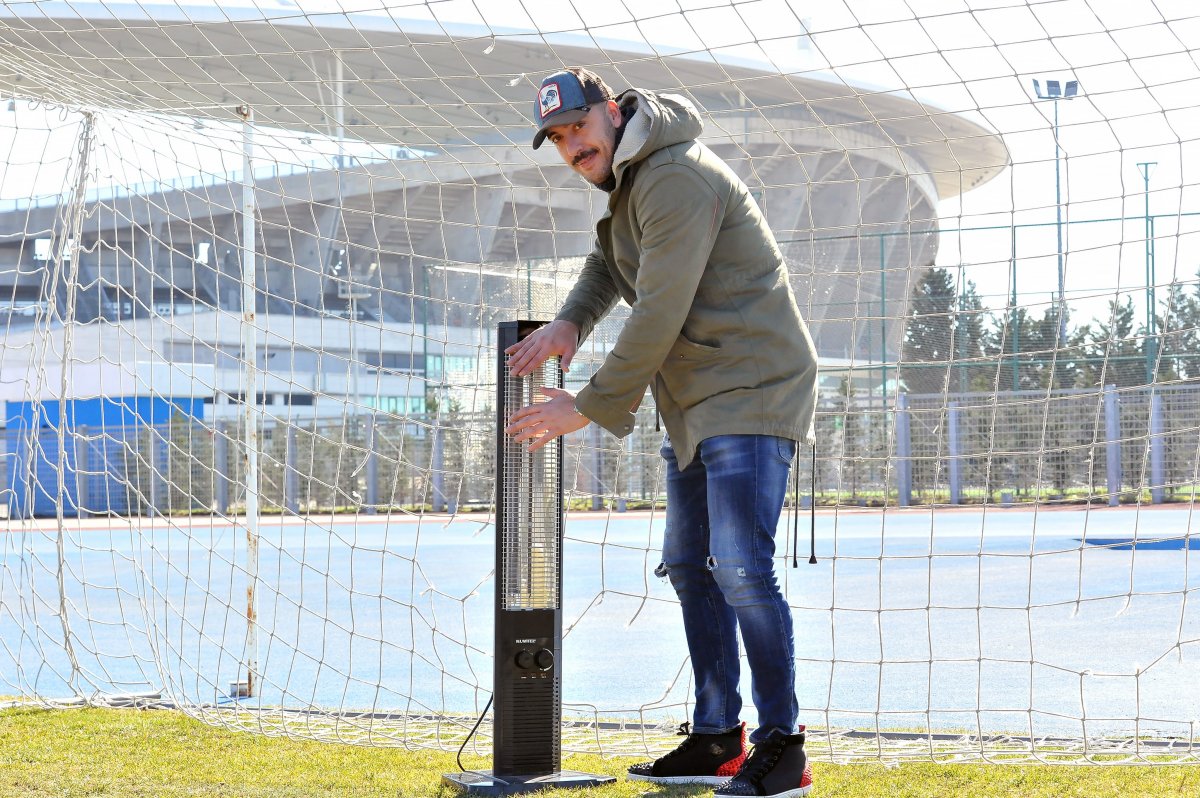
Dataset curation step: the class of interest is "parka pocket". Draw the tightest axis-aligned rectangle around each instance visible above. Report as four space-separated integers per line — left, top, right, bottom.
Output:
660 334 723 410
665 334 721 362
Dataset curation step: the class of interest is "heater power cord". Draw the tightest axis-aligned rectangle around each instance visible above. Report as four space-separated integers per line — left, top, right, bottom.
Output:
455 693 511 786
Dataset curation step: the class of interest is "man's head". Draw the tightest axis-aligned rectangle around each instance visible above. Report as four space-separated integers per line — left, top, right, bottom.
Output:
531 68 624 187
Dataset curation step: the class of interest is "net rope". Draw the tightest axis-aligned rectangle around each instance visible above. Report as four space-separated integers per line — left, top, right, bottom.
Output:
1 0 1199 764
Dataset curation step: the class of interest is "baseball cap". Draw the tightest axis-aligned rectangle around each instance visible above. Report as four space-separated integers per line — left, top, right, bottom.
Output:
531 68 613 149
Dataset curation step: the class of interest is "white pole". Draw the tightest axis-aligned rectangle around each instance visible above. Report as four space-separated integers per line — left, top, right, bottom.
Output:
335 51 345 167
238 104 260 699
332 52 355 425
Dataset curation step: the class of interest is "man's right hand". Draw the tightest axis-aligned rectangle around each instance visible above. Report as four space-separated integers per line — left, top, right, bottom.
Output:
505 319 580 377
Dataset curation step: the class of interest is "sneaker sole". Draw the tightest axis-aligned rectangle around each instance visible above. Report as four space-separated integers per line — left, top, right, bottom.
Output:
716 788 812 798
627 773 729 785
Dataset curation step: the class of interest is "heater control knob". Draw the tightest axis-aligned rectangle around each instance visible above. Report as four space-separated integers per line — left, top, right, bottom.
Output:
514 649 536 670
535 648 554 671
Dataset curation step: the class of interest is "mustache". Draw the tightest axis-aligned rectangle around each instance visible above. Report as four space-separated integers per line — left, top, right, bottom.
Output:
573 148 599 167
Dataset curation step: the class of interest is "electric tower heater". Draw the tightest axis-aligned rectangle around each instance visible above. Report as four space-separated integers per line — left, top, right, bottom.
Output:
443 320 614 795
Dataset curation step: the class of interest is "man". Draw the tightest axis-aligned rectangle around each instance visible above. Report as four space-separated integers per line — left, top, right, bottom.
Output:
504 67 818 798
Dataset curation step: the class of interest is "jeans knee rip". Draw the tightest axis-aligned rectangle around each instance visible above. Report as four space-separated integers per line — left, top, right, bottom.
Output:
706 555 717 571
654 561 668 579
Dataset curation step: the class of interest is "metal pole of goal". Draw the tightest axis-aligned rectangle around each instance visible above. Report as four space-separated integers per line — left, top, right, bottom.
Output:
236 103 260 700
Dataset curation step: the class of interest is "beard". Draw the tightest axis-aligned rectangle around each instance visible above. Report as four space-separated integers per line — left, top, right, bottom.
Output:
572 105 629 192
596 110 630 192
594 167 618 193
572 147 614 189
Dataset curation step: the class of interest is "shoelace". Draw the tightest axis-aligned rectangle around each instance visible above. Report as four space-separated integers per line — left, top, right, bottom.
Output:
658 722 698 760
735 739 786 782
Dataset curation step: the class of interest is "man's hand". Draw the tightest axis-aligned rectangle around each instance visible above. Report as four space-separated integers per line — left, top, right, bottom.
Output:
505 319 580 377
504 387 589 452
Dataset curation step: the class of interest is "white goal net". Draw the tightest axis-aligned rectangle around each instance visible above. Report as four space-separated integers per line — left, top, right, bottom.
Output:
2 0 1199 765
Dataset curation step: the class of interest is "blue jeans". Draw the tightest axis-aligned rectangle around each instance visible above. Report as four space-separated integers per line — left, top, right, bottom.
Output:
658 434 799 744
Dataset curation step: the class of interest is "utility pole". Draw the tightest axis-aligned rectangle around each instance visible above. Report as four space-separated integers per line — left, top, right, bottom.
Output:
1137 161 1157 383
1032 77 1080 383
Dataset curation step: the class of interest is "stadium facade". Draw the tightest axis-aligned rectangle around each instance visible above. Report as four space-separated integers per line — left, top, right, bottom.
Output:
0 2 1009 422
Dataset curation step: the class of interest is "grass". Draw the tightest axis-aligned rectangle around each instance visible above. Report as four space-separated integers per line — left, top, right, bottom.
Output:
1 706 1197 797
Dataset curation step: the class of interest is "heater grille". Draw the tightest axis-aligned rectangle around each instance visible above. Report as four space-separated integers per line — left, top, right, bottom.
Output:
500 356 561 611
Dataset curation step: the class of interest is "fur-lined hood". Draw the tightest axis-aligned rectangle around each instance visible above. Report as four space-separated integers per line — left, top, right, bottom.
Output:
610 89 704 192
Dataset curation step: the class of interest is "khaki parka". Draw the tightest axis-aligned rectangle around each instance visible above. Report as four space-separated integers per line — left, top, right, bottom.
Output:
556 88 818 470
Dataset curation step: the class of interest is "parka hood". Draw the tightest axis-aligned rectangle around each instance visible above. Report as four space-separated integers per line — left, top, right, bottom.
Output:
610 89 704 192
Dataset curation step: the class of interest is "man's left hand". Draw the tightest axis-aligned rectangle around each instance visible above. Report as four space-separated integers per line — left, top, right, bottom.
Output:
504 387 589 452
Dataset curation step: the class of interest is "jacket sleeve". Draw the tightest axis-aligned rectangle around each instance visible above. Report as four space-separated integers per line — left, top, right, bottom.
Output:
554 241 619 345
574 164 723 436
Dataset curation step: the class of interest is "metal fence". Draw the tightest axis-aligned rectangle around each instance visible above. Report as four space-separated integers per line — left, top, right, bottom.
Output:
823 382 1200 506
4 382 1197 519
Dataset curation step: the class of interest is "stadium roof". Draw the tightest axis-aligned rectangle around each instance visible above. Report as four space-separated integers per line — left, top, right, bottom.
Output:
0 1 1008 200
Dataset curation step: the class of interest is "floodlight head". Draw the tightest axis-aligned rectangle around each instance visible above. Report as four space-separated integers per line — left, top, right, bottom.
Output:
1033 77 1080 101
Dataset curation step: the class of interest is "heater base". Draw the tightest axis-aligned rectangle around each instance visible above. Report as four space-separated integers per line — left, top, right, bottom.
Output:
442 769 616 795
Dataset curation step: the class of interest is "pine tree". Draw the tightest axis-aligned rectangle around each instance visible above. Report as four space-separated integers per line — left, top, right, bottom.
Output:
956 279 996 392
986 303 1078 390
899 267 957 395
1157 276 1200 380
1036 303 1077 389
1086 297 1146 387
1068 323 1097 387
987 306 1034 391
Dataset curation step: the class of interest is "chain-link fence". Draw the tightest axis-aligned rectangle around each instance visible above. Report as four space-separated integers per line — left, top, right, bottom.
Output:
5 383 1197 519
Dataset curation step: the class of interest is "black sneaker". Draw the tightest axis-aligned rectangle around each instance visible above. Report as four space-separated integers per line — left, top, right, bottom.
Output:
627 722 747 785
714 729 813 798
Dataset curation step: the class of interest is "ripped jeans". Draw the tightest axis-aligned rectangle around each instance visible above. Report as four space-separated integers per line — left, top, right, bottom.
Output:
657 434 798 744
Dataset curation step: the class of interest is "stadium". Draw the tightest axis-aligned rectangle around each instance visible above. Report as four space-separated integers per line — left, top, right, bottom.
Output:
3 1 1200 794
0 2 1006 407
0 1 1010 518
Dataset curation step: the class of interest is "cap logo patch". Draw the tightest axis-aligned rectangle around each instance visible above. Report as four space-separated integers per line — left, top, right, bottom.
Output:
539 82 562 118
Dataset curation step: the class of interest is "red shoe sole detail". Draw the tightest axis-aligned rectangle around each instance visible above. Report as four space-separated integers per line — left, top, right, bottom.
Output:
800 764 813 788
716 752 746 778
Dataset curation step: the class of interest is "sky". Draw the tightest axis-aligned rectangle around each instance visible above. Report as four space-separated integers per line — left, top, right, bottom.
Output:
2 0 1199 326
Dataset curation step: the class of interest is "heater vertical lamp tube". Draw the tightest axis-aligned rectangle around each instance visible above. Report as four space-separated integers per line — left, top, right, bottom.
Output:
500 340 562 611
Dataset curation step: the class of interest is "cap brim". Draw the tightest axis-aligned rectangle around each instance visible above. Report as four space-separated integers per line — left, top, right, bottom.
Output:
532 108 589 149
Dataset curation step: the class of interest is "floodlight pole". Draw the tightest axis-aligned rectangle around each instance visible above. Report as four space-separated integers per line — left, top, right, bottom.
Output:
1052 96 1066 358
1137 161 1157 383
1010 224 1019 391
237 103 260 699
957 262 967 395
1032 78 1078 382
